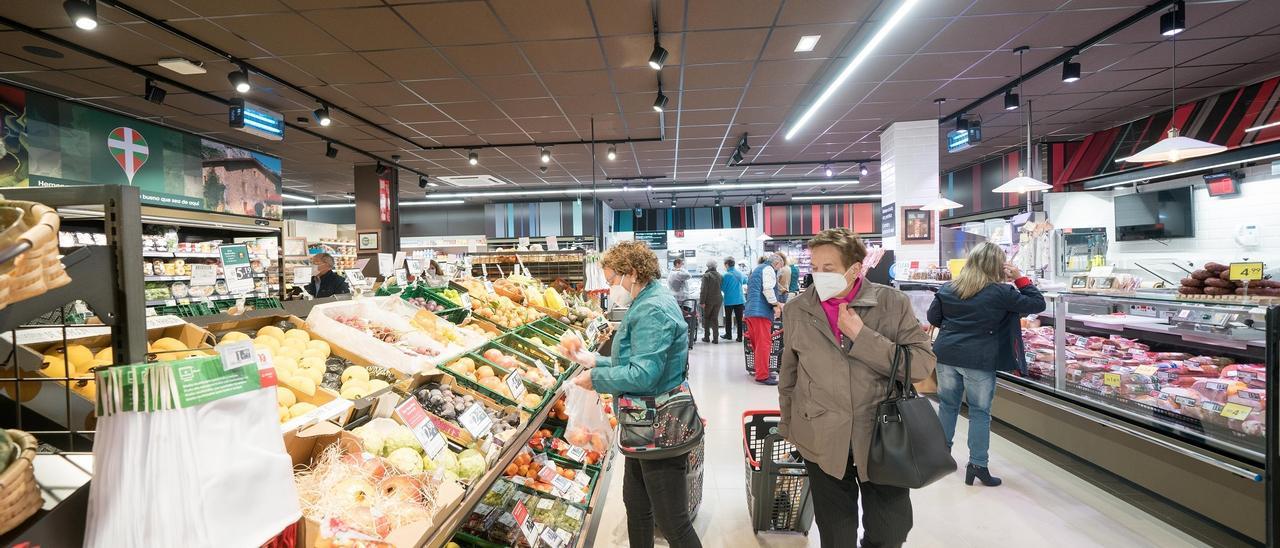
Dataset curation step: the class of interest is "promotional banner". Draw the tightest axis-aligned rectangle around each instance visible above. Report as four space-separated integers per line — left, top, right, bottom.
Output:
0 83 283 219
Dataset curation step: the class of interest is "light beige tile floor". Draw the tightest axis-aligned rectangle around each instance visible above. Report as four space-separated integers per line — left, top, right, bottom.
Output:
590 340 1213 548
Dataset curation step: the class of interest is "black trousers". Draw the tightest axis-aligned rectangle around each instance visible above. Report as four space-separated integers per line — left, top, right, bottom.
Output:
722 304 744 340
623 455 702 548
805 455 912 548
702 304 720 340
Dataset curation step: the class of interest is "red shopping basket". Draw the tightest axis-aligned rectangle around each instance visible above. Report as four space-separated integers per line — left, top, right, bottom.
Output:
743 321 784 375
741 410 814 534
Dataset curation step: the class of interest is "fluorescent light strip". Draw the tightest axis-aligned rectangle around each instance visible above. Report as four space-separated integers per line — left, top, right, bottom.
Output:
243 110 278 124
425 179 859 199
1244 120 1280 133
791 194 882 202
784 0 918 140
283 203 353 210
244 119 281 133
1089 151 1280 190
401 200 465 206
281 192 315 203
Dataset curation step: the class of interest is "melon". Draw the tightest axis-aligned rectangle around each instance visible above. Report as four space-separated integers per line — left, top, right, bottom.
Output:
305 340 331 357
150 337 188 353
93 347 113 364
257 325 286 341
284 328 311 342
220 331 250 344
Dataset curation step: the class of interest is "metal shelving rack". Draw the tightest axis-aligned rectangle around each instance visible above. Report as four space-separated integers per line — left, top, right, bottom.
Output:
469 249 588 287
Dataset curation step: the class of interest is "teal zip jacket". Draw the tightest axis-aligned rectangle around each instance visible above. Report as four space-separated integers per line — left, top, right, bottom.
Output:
591 280 689 396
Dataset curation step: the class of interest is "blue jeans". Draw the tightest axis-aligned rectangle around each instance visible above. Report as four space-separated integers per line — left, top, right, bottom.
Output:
936 363 997 468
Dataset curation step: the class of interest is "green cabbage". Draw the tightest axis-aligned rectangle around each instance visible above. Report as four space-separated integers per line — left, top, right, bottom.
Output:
382 425 419 456
434 451 459 472
351 425 385 456
387 447 425 474
456 448 487 482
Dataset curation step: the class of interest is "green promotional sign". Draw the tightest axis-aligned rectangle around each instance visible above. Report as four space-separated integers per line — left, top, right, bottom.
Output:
0 83 282 219
219 244 254 294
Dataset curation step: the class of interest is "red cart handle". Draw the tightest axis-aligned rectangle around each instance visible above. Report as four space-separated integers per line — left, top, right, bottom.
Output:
742 409 781 468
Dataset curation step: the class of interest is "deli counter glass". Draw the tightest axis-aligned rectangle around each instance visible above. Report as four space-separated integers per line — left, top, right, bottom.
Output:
1011 291 1273 466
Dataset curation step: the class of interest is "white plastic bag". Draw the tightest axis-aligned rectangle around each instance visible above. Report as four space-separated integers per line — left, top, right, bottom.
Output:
563 383 613 456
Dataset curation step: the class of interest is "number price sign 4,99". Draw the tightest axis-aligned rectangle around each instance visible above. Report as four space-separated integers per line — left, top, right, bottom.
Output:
1228 262 1264 282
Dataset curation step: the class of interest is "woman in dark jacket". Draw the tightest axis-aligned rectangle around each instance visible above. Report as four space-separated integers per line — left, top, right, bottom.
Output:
927 242 1044 487
699 260 723 343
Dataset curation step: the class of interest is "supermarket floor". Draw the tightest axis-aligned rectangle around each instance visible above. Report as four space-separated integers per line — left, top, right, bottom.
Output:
590 340 1235 548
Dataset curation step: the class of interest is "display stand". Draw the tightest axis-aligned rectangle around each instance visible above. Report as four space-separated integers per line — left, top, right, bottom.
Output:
470 250 587 286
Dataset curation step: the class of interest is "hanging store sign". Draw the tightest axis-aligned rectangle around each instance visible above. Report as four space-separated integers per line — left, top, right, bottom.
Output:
634 230 667 250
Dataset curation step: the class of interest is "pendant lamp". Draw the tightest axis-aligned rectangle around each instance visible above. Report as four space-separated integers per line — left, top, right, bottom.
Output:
1120 34 1224 163
919 196 963 211
994 46 1050 194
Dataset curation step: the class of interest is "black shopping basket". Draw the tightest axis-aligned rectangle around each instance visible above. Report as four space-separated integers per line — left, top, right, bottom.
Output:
742 410 814 535
743 320 783 375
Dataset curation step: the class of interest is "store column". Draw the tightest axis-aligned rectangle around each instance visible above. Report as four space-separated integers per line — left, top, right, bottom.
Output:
354 163 399 278
879 119 940 272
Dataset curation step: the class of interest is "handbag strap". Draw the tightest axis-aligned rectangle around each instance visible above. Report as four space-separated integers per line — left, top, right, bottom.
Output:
882 345 918 400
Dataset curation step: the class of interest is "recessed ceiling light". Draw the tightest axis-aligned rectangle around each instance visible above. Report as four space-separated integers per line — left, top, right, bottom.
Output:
158 57 206 75
794 35 821 53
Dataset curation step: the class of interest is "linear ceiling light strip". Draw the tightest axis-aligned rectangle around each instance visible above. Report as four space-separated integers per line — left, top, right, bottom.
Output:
425 179 861 199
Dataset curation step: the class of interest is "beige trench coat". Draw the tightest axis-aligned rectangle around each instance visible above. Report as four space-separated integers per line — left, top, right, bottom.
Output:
777 283 936 482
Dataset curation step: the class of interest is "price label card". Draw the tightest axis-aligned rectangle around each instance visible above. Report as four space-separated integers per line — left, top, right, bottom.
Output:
394 268 408 287
190 264 217 286
551 474 574 495
255 349 274 370
546 235 559 251
566 446 586 463
1102 372 1121 388
534 359 553 378
217 340 258 371
458 403 493 438
1219 402 1254 420
539 527 566 548
505 371 527 400
344 270 367 287
393 251 406 270
377 253 393 276
1133 365 1158 377
1228 262 1264 281
219 244 255 294
406 259 422 276
585 316 608 343
538 462 559 483
165 299 177 307
520 520 542 546
511 500 529 526
291 266 313 285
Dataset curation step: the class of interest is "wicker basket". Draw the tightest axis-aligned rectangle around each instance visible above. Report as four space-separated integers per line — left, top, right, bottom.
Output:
0 429 42 536
0 200 69 310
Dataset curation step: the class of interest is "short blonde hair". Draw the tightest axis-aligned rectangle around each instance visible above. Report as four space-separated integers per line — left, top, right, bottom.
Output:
601 240 661 285
807 228 867 269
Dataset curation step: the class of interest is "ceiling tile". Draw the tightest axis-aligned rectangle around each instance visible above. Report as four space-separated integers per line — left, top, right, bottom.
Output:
496 97 564 118
490 0 597 41
777 0 874 25
395 1 509 46
404 79 485 103
686 0 782 31
360 49 459 81
217 13 343 56
332 82 423 107
301 7 426 51
589 0 652 36
760 23 854 61
740 83 805 108
752 59 827 85
678 88 743 110
522 39 607 73
601 33 683 70
682 30 769 64
379 104 449 124
540 71 612 96
438 44 531 77
680 63 753 90
437 100 508 121
612 68 660 94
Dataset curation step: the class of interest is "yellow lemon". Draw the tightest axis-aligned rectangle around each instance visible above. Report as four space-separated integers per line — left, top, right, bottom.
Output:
93 347 113 364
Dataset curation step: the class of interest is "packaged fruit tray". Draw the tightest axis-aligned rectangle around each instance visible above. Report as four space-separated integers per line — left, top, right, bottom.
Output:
531 426 606 469
439 352 551 414
402 373 525 446
477 341 563 393
503 447 600 506
493 333 573 381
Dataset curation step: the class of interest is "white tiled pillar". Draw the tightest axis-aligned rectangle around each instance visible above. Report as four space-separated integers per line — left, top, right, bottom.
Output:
880 119 940 269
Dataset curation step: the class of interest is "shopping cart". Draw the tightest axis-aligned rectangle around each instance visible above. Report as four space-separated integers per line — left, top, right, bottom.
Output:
742 410 814 535
679 299 698 350
743 320 783 375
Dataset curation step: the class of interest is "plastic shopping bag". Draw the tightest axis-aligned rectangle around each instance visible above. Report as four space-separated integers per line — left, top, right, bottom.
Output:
563 383 613 457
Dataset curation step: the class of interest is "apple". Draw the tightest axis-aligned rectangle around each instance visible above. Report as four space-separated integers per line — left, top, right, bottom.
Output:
379 476 424 504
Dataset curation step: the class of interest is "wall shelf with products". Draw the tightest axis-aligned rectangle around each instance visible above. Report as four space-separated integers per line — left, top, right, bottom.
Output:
469 250 587 285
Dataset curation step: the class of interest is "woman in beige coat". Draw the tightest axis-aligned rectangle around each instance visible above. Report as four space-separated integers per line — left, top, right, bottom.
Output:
777 228 936 548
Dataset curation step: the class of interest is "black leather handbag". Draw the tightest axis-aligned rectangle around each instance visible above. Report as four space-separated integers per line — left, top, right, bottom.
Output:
866 345 957 488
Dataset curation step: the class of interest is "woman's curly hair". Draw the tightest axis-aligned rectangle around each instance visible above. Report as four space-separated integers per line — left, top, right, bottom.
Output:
601 240 661 286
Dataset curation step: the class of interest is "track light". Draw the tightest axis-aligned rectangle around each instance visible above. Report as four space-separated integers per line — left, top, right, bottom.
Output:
1160 1 1185 37
144 79 166 105
648 44 669 71
671 199 677 208
1062 58 1081 83
1003 89 1019 110
824 165 833 177
859 163 869 177
313 104 331 126
375 163 387 176
228 65 250 94
653 90 668 112
540 147 551 164
607 145 617 161
956 116 969 131
324 142 337 158
64 0 97 30
468 151 479 166
418 176 428 189
729 150 744 166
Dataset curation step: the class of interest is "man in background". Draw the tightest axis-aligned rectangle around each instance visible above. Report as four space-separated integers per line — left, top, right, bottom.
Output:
304 252 349 298
699 260 723 344
668 257 691 301
744 253 785 385
721 257 746 342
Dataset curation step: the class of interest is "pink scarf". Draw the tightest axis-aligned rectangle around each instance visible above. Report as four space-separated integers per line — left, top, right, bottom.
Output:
819 276 864 342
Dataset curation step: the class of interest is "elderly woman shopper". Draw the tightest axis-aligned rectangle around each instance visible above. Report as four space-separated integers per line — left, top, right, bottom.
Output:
928 242 1045 487
778 228 936 548
699 260 723 344
558 240 702 548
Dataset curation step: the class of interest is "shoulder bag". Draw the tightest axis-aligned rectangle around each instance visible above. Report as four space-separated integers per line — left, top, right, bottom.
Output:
867 345 957 488
615 356 705 460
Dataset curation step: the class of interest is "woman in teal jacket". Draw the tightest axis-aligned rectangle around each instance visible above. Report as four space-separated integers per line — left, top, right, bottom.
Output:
561 240 701 548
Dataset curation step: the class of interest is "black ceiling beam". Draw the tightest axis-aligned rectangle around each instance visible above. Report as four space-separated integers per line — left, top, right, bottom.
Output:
0 15 434 182
422 137 663 152
940 0 1178 124
102 0 661 154
733 158 878 167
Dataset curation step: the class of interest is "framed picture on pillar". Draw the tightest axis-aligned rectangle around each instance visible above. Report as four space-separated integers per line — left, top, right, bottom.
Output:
901 207 933 243
357 232 380 251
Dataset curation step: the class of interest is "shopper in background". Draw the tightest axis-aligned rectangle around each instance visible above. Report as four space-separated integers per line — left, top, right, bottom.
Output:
720 257 746 342
744 252 786 385
778 228 936 548
667 256 691 301
303 252 349 298
928 242 1045 487
699 260 723 344
776 253 792 303
559 241 702 548
788 257 801 296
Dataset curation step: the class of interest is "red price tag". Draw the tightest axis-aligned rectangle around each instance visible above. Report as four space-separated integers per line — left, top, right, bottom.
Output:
512 500 528 526
395 399 428 428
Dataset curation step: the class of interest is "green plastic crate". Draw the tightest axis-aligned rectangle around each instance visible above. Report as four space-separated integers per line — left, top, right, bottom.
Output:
153 302 215 317
494 333 572 382
438 351 551 414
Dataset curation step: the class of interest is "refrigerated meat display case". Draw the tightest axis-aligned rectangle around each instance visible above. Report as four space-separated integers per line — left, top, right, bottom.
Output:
996 291 1275 544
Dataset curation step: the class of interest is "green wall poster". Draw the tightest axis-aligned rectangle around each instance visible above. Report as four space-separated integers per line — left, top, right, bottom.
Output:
0 83 282 219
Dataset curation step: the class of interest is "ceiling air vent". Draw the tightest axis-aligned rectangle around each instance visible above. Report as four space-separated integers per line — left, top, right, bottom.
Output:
436 175 509 187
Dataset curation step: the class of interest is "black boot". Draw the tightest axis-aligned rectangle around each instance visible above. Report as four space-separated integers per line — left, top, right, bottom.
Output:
965 464 1002 487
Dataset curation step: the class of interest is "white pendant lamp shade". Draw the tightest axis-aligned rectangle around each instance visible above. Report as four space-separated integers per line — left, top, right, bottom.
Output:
920 196 963 211
1117 127 1226 163
993 171 1052 193
756 233 773 241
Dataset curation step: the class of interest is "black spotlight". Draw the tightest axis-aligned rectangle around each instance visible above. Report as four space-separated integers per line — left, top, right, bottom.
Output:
375 163 388 176
735 133 750 155
324 142 338 158
653 91 669 112
648 43 669 70
1160 1 1185 37
468 151 479 166
606 145 617 161
143 79 166 104
540 147 551 164
228 65 250 93
729 150 744 166
1062 59 1081 83
313 104 331 126
63 0 97 30
859 163 869 177
1003 89 1019 111
956 116 969 132
418 176 428 189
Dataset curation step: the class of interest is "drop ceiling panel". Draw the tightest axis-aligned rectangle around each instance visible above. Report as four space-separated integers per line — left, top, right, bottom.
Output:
301 7 425 52
394 2 508 47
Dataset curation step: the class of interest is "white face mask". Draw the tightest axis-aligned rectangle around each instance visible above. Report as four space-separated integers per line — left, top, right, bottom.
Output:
811 265 859 301
609 275 634 307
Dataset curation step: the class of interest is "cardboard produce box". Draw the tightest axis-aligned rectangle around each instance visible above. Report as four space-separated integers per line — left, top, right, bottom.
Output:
201 314 370 368
284 422 466 547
